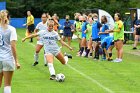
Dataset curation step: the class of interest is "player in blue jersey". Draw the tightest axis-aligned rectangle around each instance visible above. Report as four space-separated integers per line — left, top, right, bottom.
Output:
98 15 109 60
92 13 102 60
101 36 114 61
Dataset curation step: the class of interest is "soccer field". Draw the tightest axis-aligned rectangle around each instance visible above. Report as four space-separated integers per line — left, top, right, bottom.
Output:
1 29 140 93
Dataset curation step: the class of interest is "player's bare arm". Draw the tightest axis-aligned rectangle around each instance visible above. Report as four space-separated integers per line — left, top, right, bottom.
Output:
11 40 20 69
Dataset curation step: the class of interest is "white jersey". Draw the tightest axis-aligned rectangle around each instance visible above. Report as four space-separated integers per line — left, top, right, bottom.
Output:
37 30 61 52
0 25 17 61
36 22 48 31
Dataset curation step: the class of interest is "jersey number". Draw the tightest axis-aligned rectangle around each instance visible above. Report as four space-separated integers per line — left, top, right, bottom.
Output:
0 34 4 46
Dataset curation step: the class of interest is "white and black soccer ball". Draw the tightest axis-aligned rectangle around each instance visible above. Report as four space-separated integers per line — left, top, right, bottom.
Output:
55 73 65 82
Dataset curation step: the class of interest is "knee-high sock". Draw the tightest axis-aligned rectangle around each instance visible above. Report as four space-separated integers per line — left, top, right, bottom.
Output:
48 63 55 75
4 86 11 93
80 47 84 55
103 49 106 58
85 49 90 57
64 56 68 64
34 53 39 62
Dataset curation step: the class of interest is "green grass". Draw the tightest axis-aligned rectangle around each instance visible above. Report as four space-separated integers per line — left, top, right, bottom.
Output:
0 28 140 93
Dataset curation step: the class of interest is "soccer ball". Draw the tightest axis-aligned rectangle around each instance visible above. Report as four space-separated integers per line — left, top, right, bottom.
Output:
55 73 65 82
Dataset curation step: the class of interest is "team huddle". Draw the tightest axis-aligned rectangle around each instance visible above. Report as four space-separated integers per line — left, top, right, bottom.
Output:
0 9 125 93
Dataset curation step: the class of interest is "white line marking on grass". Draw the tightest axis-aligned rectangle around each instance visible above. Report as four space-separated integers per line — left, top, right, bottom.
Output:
67 64 114 93
18 35 114 93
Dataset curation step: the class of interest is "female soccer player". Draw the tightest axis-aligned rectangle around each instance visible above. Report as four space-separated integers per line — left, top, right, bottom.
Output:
80 15 88 56
33 13 48 66
106 13 124 62
92 13 102 60
101 36 114 61
133 16 140 50
98 15 109 60
22 20 72 80
0 10 20 93
63 15 73 46
84 17 93 57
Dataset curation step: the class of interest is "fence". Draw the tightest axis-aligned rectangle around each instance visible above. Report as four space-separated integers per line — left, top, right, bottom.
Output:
10 18 75 29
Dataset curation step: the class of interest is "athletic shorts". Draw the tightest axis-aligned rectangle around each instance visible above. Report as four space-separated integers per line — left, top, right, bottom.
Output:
136 30 140 35
92 38 101 42
114 39 123 42
63 31 72 37
101 42 107 49
28 24 35 33
37 40 43 45
0 60 15 73
45 49 60 56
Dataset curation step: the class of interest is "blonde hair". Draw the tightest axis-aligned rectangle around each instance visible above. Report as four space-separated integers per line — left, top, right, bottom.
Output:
0 10 9 26
92 13 98 18
47 20 54 26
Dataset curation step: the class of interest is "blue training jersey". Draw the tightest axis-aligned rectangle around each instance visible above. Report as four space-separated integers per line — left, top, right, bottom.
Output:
101 36 114 50
64 21 72 33
81 21 87 38
92 21 102 39
99 24 109 41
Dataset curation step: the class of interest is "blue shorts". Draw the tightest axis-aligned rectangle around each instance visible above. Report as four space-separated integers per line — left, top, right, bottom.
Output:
92 38 101 42
63 31 72 37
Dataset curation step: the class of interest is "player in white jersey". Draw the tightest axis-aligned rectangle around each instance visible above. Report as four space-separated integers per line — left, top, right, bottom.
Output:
33 13 48 66
0 10 20 93
22 20 72 80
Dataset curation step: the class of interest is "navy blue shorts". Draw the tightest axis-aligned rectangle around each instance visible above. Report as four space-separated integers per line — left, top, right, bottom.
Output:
92 38 101 42
63 31 72 37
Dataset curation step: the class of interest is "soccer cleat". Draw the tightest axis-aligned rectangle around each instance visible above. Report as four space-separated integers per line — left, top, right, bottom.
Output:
133 47 137 50
113 58 122 63
50 75 56 80
64 53 72 59
32 62 38 66
108 58 113 61
44 64 48 66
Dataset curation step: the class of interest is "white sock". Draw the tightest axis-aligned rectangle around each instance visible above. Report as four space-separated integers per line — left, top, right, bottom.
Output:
34 53 39 62
64 56 68 64
4 86 11 93
44 55 47 64
48 63 55 75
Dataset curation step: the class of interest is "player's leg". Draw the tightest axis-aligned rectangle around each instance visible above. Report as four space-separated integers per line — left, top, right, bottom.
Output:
77 37 82 56
107 45 114 61
0 72 3 88
0 61 3 87
114 41 119 59
67 36 71 46
85 38 92 57
94 41 100 60
55 52 68 65
80 38 87 56
33 44 43 66
3 60 15 93
117 40 123 61
133 35 139 49
113 41 123 62
3 71 13 93
45 53 55 80
44 50 48 66
101 42 107 60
